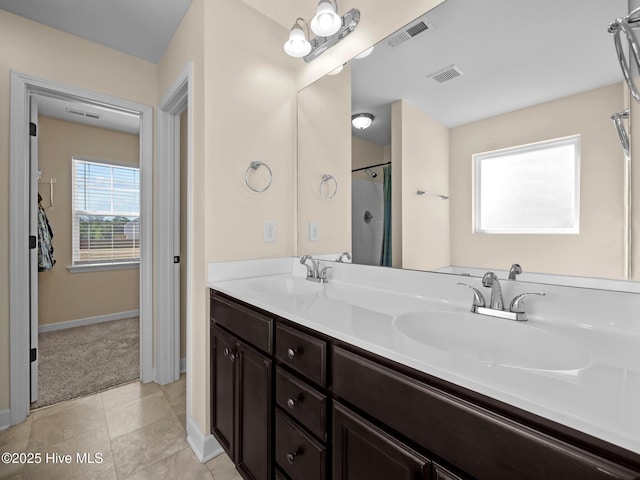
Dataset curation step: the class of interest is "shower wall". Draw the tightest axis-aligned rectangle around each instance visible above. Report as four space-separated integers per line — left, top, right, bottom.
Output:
352 178 384 265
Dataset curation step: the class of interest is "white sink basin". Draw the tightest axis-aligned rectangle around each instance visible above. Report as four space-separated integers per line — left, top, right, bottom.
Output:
393 311 590 371
244 276 323 296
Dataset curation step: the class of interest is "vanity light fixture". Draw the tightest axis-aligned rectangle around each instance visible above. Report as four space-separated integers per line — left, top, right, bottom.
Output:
284 18 312 58
310 0 342 37
284 8 360 62
352 113 374 129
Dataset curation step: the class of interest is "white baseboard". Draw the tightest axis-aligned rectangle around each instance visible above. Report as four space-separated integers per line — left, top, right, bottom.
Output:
186 416 223 463
180 357 186 373
0 409 11 431
38 310 140 333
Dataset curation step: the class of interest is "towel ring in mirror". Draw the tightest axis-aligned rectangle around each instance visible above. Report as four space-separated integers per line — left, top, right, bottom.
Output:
609 8 640 102
245 161 272 193
319 174 338 200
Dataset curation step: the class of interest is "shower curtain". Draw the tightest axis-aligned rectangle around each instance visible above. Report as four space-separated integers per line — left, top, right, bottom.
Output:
380 165 392 266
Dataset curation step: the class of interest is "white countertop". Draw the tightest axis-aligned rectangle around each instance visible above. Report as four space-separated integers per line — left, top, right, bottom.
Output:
208 258 640 455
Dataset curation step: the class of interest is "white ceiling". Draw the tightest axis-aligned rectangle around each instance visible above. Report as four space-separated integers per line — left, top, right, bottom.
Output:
349 0 628 145
0 0 192 63
1 0 628 141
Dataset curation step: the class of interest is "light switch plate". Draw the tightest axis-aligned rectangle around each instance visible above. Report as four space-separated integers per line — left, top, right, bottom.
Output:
309 222 319 241
264 221 276 243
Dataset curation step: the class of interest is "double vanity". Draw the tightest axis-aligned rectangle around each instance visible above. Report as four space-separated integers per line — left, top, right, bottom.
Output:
208 257 640 479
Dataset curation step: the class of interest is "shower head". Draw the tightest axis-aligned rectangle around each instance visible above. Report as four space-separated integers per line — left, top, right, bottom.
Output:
365 168 377 179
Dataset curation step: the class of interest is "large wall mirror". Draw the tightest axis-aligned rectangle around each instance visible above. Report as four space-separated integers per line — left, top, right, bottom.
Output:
297 0 636 288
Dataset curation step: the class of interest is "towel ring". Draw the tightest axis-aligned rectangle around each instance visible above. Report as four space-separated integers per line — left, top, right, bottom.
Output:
245 161 272 193
609 8 640 102
319 174 338 200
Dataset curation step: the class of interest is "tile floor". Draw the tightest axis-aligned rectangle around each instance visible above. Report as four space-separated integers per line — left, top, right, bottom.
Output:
0 376 242 480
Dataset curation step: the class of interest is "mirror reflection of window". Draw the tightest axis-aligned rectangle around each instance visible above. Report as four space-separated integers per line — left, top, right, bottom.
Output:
473 135 580 234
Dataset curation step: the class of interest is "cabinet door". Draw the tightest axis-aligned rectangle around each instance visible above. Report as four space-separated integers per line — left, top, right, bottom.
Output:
333 402 430 480
236 339 273 480
211 325 236 458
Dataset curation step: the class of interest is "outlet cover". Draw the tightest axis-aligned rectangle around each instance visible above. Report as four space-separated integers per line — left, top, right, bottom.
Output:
309 222 319 241
264 221 276 243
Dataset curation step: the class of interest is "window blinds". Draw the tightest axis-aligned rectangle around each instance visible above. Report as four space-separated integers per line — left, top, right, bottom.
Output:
72 158 140 265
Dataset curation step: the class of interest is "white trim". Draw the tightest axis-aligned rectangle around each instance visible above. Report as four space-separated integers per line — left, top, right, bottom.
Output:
67 262 139 273
38 310 140 333
187 416 224 463
156 63 191 386
9 71 154 427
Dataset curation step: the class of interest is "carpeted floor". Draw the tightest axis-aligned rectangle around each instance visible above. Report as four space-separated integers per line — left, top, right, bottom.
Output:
32 317 140 409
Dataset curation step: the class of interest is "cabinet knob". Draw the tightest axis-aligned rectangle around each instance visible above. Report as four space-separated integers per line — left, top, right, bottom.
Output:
287 348 297 360
223 348 230 357
287 395 301 409
286 451 298 464
229 352 237 362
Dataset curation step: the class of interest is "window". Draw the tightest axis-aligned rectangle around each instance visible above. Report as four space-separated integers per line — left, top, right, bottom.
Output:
72 158 140 266
473 135 580 234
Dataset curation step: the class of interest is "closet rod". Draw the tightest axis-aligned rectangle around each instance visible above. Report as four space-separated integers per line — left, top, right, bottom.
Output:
351 161 391 173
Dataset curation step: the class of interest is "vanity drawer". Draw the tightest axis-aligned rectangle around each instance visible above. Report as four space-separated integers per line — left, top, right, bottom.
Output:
332 346 638 480
275 323 327 386
275 409 326 480
210 292 273 354
276 367 327 441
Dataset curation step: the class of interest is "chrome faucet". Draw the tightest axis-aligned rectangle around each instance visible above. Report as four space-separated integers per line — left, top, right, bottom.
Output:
300 255 332 283
458 271 545 321
336 252 352 263
508 263 522 280
482 271 504 310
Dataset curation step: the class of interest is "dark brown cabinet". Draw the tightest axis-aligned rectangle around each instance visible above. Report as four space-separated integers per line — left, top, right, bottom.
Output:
211 289 640 480
333 402 431 480
211 294 273 480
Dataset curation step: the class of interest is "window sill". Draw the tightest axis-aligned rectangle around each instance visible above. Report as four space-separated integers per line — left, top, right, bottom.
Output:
67 262 139 273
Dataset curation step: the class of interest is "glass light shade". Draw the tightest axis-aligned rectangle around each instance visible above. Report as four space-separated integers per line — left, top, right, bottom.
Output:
284 26 311 57
352 113 374 129
354 46 374 59
310 1 341 37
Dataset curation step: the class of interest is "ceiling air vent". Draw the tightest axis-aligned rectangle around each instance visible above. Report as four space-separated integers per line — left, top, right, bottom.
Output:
387 19 430 48
429 65 464 83
85 113 101 120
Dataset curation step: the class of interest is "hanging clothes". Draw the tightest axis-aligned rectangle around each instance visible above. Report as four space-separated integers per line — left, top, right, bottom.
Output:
37 195 56 272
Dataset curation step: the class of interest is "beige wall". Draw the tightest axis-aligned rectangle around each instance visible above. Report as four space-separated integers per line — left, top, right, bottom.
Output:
393 100 450 271
0 9 156 413
450 82 626 278
298 70 352 255
37 117 140 326
352 135 386 183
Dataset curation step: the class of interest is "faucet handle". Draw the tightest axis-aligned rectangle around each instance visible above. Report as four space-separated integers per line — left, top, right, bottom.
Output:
509 292 546 313
319 266 333 281
457 283 486 308
299 255 314 277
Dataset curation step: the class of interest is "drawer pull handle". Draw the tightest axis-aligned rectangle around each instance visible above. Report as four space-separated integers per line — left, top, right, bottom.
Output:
286 451 298 464
287 395 301 409
224 348 237 362
287 348 297 359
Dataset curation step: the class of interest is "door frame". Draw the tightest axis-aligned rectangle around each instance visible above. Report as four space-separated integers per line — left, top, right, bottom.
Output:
9 71 154 425
156 63 192 385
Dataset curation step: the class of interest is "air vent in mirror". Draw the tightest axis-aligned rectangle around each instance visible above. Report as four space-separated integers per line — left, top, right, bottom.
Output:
428 65 464 83
387 19 430 48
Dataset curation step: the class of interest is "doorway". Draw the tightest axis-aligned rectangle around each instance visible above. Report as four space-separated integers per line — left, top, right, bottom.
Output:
9 72 154 425
32 100 142 408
